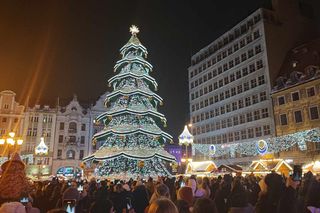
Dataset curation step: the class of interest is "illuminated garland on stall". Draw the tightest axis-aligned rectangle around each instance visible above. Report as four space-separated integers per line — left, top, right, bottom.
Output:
193 128 320 157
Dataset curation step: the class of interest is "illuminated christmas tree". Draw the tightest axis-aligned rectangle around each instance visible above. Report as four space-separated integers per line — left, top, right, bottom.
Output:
84 25 176 179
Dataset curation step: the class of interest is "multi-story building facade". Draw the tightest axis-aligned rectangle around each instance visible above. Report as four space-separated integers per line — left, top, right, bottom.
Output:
22 104 57 176
89 92 109 153
52 95 92 176
272 38 320 163
0 90 25 157
189 0 318 164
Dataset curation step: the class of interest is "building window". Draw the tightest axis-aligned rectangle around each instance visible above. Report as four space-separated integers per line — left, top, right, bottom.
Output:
263 125 271 135
249 64 256 73
238 99 244 108
255 44 262 54
228 133 234 142
57 150 62 159
241 130 247 140
79 150 84 160
69 122 77 133
2 117 7 123
237 85 243 94
81 124 86 131
234 132 240 141
310 106 319 120
254 110 260 120
248 49 254 58
245 97 251 107
234 43 239 51
260 92 267 101
252 94 259 104
242 67 248 76
244 82 250 91
247 112 253 122
248 128 254 138
232 102 238 111
294 110 303 123
241 53 247 62
258 75 265 85
231 88 236 96
233 116 239 126
255 127 262 137
278 96 285 105
250 79 257 88
59 122 64 130
4 104 9 109
256 60 263 69
66 150 75 159
58 135 63 143
261 108 269 118
307 87 315 97
236 70 241 79
292 92 300 101
280 114 288 125
240 115 245 124
80 136 85 144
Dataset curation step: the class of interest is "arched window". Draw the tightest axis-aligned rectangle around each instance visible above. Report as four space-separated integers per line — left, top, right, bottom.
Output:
66 150 75 159
69 122 77 133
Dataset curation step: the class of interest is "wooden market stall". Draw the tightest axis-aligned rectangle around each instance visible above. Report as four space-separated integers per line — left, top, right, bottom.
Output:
245 159 293 176
186 161 217 176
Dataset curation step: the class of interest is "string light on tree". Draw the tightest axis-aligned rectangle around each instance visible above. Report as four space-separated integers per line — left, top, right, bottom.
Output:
83 25 176 179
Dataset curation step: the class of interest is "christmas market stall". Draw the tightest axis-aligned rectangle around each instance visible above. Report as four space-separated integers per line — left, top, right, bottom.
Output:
186 161 217 176
303 161 320 174
245 159 292 176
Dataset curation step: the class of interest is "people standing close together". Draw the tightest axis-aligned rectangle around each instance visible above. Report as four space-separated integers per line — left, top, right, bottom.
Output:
0 153 320 213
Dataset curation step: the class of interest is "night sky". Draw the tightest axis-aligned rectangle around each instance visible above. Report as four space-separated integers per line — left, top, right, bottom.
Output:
0 0 271 140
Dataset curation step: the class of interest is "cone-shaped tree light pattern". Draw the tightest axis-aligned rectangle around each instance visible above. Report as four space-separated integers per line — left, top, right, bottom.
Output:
83 25 176 179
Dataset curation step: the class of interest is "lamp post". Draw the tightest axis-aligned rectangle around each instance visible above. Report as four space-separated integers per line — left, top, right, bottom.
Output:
34 137 48 180
178 125 194 174
179 125 194 160
0 131 23 159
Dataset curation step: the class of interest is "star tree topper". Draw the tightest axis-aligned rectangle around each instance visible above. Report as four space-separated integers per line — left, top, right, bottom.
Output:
130 25 140 35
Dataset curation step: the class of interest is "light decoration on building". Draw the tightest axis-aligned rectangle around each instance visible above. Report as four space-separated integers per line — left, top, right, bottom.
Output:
35 137 48 155
83 26 176 178
193 128 320 157
256 140 268 155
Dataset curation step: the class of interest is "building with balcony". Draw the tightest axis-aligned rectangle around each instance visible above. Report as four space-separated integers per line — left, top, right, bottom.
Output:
22 104 57 176
52 95 92 176
189 0 319 164
271 38 320 164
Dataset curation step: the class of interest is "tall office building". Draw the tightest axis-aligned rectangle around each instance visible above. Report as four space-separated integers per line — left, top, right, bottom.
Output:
189 0 318 164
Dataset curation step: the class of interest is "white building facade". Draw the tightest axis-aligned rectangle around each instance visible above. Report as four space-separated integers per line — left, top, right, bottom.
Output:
189 0 318 164
51 95 92 176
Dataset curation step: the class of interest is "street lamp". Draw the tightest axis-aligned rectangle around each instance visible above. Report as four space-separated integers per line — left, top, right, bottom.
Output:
0 131 23 158
34 137 48 179
179 125 194 161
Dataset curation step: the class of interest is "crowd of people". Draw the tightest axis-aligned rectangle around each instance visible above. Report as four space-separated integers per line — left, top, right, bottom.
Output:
0 153 320 213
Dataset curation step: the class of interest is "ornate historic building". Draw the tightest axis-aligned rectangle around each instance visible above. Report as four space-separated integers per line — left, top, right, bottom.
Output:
272 38 320 163
0 90 25 157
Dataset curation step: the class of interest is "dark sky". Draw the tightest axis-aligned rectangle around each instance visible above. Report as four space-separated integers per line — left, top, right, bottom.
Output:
0 0 271 140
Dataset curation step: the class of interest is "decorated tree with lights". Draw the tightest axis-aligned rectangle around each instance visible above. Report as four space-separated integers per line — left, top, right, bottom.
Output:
84 26 176 179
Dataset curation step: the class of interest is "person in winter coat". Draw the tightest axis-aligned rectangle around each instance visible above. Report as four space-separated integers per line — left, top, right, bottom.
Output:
132 185 149 213
228 178 254 213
